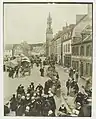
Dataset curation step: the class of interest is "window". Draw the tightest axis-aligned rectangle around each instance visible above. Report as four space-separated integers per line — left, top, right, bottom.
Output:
86 45 91 56
66 44 67 52
76 46 79 55
63 45 65 53
80 46 84 56
74 47 76 55
68 43 70 52
86 63 92 76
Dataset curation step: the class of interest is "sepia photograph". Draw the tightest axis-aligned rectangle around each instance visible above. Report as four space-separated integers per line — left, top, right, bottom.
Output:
3 2 92 117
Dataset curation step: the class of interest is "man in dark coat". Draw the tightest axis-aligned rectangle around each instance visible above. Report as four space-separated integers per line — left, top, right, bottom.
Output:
73 82 79 94
16 84 22 95
42 98 52 116
47 93 56 116
15 65 19 78
9 67 15 78
44 79 53 94
78 99 91 117
10 94 17 111
66 78 71 95
75 92 84 105
4 103 10 116
31 82 34 90
70 78 75 88
40 67 44 77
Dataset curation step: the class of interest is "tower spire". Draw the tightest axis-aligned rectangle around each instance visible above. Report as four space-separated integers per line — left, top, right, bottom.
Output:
46 12 53 34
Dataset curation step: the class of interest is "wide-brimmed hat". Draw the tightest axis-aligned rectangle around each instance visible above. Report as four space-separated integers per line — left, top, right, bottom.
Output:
26 93 30 97
25 106 30 112
21 96 25 100
31 96 35 100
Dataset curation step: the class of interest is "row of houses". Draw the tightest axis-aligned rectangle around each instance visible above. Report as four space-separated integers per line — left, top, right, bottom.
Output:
4 43 46 58
47 4 92 80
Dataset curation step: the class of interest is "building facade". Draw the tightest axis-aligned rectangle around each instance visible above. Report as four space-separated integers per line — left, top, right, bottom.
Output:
46 13 53 57
56 37 61 64
62 25 75 68
71 4 92 80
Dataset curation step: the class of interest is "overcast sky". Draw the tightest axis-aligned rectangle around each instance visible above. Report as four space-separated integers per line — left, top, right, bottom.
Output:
4 3 88 44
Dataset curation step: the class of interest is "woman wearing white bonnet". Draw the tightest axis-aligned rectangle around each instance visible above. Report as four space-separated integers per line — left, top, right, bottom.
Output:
48 110 53 116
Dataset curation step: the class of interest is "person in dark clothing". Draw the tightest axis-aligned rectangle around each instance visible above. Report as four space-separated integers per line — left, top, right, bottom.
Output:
58 104 67 116
36 84 43 96
70 78 75 88
24 106 31 116
29 97 37 116
36 84 43 91
27 86 31 94
66 78 71 95
31 82 34 90
10 94 17 111
4 104 10 116
69 67 73 78
44 79 53 94
16 105 25 116
73 82 79 94
42 98 52 116
40 61 42 68
20 86 25 95
31 59 33 68
9 68 15 78
36 62 39 67
47 93 56 116
78 99 91 117
56 72 59 79
3 65 6 72
75 70 79 82
16 94 22 106
16 84 22 95
15 66 19 78
40 67 44 77
75 92 84 106
54 78 61 95
25 94 31 105
35 99 42 116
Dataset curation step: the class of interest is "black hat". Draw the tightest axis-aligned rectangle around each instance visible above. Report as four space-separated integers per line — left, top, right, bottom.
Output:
13 94 15 97
31 82 34 85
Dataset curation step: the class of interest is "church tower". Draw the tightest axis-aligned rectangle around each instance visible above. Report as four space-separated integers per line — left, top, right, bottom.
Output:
46 12 53 57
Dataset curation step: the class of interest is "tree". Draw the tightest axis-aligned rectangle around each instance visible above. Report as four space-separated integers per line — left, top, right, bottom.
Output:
20 41 30 56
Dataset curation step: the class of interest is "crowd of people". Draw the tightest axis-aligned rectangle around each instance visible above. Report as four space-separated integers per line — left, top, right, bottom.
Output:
4 80 61 116
65 67 92 116
4 55 92 117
